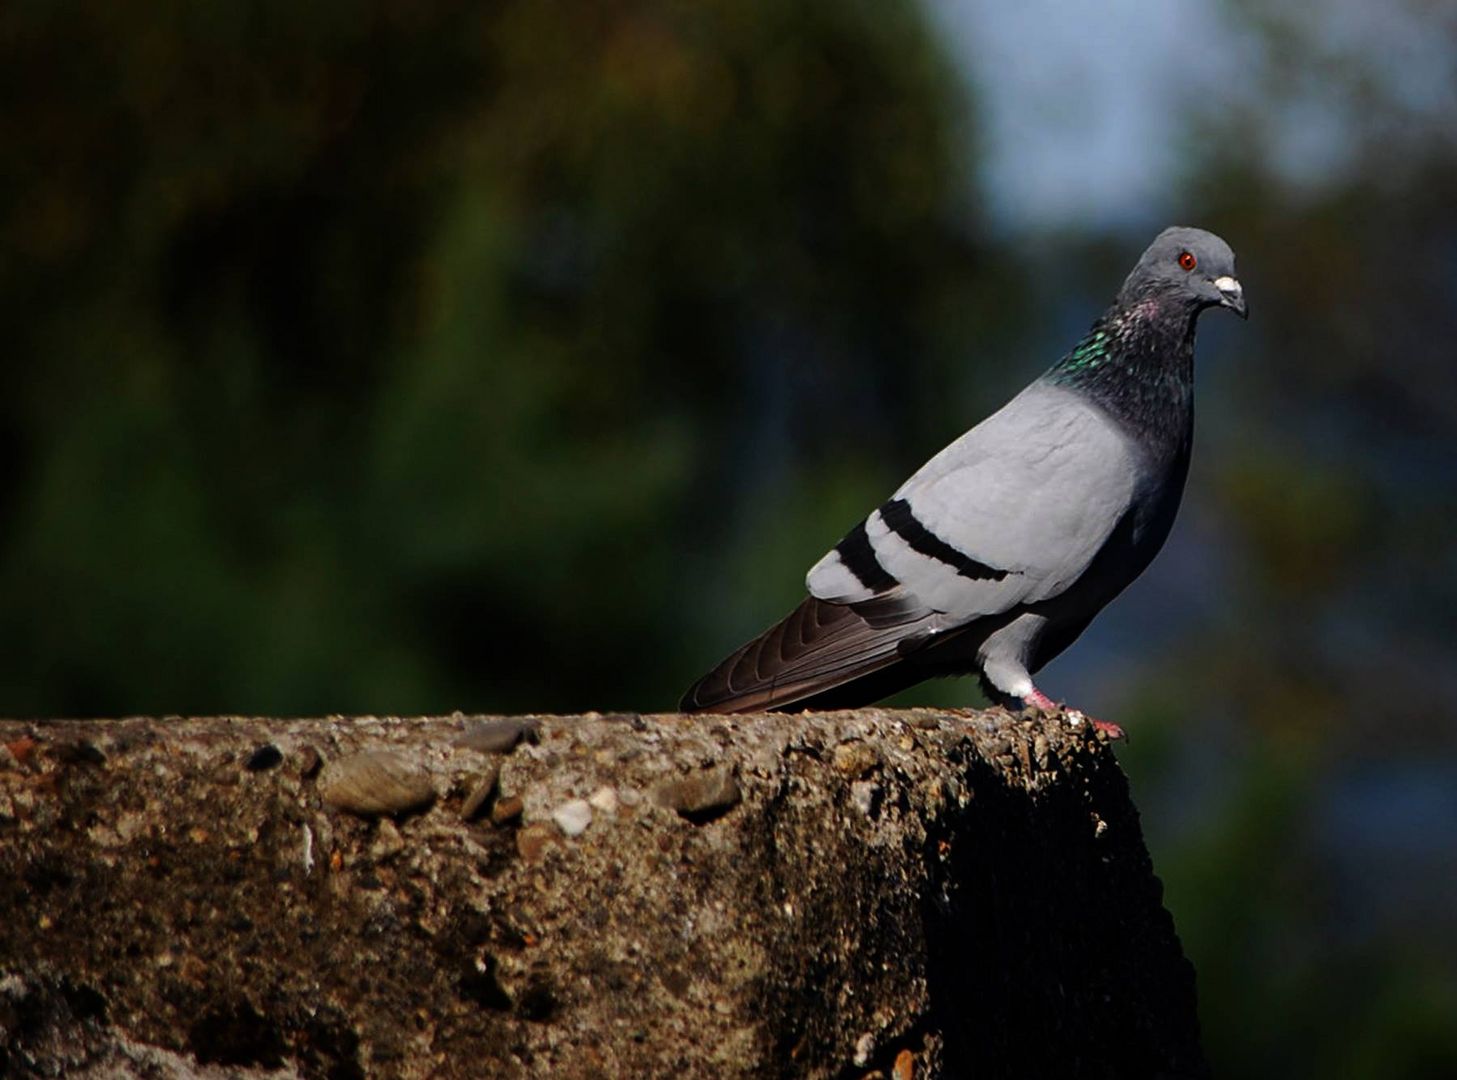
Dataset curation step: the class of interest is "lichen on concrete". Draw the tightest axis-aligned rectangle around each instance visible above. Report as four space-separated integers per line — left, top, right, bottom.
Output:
0 709 1207 1078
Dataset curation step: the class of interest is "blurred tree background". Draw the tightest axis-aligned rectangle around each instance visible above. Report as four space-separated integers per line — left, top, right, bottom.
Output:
1 0 1454 1076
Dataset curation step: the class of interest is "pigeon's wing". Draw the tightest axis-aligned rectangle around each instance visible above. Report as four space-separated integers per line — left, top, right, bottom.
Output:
807 381 1142 619
679 592 936 713
682 382 1143 714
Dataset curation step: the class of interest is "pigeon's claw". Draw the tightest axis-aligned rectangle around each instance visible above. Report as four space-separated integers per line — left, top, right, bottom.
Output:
1022 688 1126 740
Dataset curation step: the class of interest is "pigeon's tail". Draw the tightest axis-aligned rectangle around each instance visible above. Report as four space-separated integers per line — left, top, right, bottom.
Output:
679 594 937 714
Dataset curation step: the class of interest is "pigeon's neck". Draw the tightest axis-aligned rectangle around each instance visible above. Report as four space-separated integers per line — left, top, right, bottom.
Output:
1046 292 1196 458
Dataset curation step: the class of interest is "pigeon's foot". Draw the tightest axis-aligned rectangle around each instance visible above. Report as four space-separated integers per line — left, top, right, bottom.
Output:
1022 688 1126 741
1024 688 1059 713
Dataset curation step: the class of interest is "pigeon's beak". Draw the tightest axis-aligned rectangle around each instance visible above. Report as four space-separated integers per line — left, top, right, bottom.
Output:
1213 275 1247 318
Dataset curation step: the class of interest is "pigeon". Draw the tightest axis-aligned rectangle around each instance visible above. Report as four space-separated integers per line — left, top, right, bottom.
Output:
680 227 1245 734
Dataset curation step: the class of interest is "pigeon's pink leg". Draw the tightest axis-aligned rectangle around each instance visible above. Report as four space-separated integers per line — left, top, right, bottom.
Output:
1024 687 1125 740
1024 688 1059 712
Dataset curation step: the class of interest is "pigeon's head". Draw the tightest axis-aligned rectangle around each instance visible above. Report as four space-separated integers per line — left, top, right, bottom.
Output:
1120 226 1246 319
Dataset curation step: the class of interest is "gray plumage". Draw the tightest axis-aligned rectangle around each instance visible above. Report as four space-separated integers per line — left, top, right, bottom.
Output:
682 226 1245 718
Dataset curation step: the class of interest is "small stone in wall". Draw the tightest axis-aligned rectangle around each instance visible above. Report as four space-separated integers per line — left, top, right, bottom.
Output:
553 799 592 837
851 781 879 818
370 818 406 860
587 785 619 814
654 766 740 821
893 1048 915 1080
517 823 559 862
461 765 501 822
453 718 538 754
833 742 879 779
319 751 436 818
490 795 524 826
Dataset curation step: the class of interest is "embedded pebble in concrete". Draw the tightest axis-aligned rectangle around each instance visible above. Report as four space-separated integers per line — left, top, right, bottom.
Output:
553 798 592 837
5 735 37 766
490 794 524 825
370 818 406 860
851 780 879 818
893 1047 915 1080
460 765 500 822
516 822 558 861
318 750 436 817
854 1031 876 1067
654 765 740 820
587 785 619 814
833 742 879 779
452 718 537 754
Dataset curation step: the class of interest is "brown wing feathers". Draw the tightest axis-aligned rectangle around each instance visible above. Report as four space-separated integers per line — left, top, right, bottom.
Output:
679 595 933 714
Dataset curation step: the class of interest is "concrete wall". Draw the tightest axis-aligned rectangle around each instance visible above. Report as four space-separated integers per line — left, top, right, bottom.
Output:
0 709 1206 1079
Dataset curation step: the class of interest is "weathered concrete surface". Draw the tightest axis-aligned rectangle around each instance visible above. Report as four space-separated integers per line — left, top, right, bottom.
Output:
0 710 1206 1079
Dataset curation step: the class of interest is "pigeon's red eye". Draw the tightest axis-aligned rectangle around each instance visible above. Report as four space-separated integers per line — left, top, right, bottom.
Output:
1177 251 1197 271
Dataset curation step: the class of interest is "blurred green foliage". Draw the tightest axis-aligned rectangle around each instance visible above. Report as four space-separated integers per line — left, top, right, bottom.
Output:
0 0 1005 715
1 2 1454 1078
